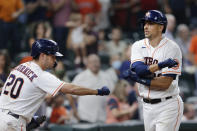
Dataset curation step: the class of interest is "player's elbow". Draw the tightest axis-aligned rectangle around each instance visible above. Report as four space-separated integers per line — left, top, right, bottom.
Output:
60 84 77 94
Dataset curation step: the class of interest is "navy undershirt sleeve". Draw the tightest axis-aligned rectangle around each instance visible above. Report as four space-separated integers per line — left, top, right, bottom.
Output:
131 61 152 77
162 74 177 80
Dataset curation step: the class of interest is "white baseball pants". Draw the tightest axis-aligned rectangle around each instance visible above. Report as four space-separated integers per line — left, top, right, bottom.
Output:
143 95 183 131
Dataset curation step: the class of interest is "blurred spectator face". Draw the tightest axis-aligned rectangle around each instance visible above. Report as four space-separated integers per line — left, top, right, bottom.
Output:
0 54 5 68
87 54 100 74
110 55 121 70
177 24 189 41
111 28 122 41
184 104 196 120
98 30 105 40
166 14 176 32
113 80 129 102
70 13 83 26
84 14 95 30
54 95 64 107
55 61 65 79
36 23 46 38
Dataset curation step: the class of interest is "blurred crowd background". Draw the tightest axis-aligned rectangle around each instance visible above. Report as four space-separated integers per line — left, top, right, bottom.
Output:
0 0 197 128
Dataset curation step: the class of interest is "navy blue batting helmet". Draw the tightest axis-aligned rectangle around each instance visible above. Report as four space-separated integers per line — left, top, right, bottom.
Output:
140 10 167 33
31 39 63 58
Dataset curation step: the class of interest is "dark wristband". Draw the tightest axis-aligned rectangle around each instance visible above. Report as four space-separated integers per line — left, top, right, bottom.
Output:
158 62 163 69
137 78 151 86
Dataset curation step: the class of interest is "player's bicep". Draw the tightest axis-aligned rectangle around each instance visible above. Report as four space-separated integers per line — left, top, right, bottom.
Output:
35 72 64 96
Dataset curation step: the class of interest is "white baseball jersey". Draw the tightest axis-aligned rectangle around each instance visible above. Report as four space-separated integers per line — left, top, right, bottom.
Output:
0 61 65 122
131 37 182 99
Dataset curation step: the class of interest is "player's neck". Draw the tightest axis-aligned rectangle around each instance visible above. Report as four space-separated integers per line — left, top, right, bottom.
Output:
148 35 163 48
33 60 45 70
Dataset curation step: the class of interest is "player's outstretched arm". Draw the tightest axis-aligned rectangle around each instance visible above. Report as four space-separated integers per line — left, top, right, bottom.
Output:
60 83 110 96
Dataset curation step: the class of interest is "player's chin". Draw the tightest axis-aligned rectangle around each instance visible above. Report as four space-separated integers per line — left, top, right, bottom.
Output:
144 34 150 38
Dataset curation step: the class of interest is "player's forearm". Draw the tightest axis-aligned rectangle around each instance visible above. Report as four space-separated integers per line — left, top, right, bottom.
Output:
149 76 173 90
60 84 98 96
149 64 160 73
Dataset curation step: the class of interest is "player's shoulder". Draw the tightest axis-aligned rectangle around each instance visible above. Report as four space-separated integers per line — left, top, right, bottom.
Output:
165 37 181 50
132 39 146 48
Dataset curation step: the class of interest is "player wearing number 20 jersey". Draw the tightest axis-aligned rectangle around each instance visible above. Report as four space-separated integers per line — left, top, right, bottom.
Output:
0 39 110 131
0 61 64 123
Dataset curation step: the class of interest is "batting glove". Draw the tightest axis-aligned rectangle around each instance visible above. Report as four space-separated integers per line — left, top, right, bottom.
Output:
122 70 151 86
97 86 110 96
158 58 178 69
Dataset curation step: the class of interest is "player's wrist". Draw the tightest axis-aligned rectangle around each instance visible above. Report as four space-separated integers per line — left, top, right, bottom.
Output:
158 62 164 69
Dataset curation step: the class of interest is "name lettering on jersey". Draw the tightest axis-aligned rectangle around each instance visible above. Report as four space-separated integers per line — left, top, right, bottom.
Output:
144 57 158 65
15 65 38 81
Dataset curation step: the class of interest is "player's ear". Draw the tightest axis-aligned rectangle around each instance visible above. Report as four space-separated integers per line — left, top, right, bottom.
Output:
159 25 164 33
39 53 45 60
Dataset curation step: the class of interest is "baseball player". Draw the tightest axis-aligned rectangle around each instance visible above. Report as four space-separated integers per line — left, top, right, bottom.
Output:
123 10 183 131
0 39 110 131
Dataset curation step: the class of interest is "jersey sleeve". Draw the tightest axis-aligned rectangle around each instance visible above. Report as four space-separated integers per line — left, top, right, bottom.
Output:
35 72 65 96
161 45 182 75
131 41 144 64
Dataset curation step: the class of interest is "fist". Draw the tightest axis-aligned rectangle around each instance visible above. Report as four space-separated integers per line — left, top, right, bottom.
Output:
97 86 110 96
122 70 139 81
158 58 178 69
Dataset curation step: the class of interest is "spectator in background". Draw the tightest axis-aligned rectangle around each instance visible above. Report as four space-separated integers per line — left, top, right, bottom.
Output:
106 27 127 58
97 29 108 56
83 14 99 61
106 55 121 89
0 50 11 84
119 45 131 71
106 80 138 124
67 13 98 66
74 0 101 21
188 34 197 95
54 61 70 82
175 24 191 70
24 0 49 24
29 21 52 49
109 0 141 32
119 45 135 85
95 0 111 31
163 0 187 25
66 13 86 65
182 103 196 121
165 14 176 41
0 0 24 58
49 0 78 57
72 54 114 123
50 94 70 124
186 0 197 27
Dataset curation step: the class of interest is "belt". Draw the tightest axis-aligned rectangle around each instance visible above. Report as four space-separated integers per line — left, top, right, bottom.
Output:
8 111 19 119
143 96 172 104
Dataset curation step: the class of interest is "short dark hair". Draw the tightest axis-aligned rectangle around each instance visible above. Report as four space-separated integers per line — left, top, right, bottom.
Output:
32 54 40 60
